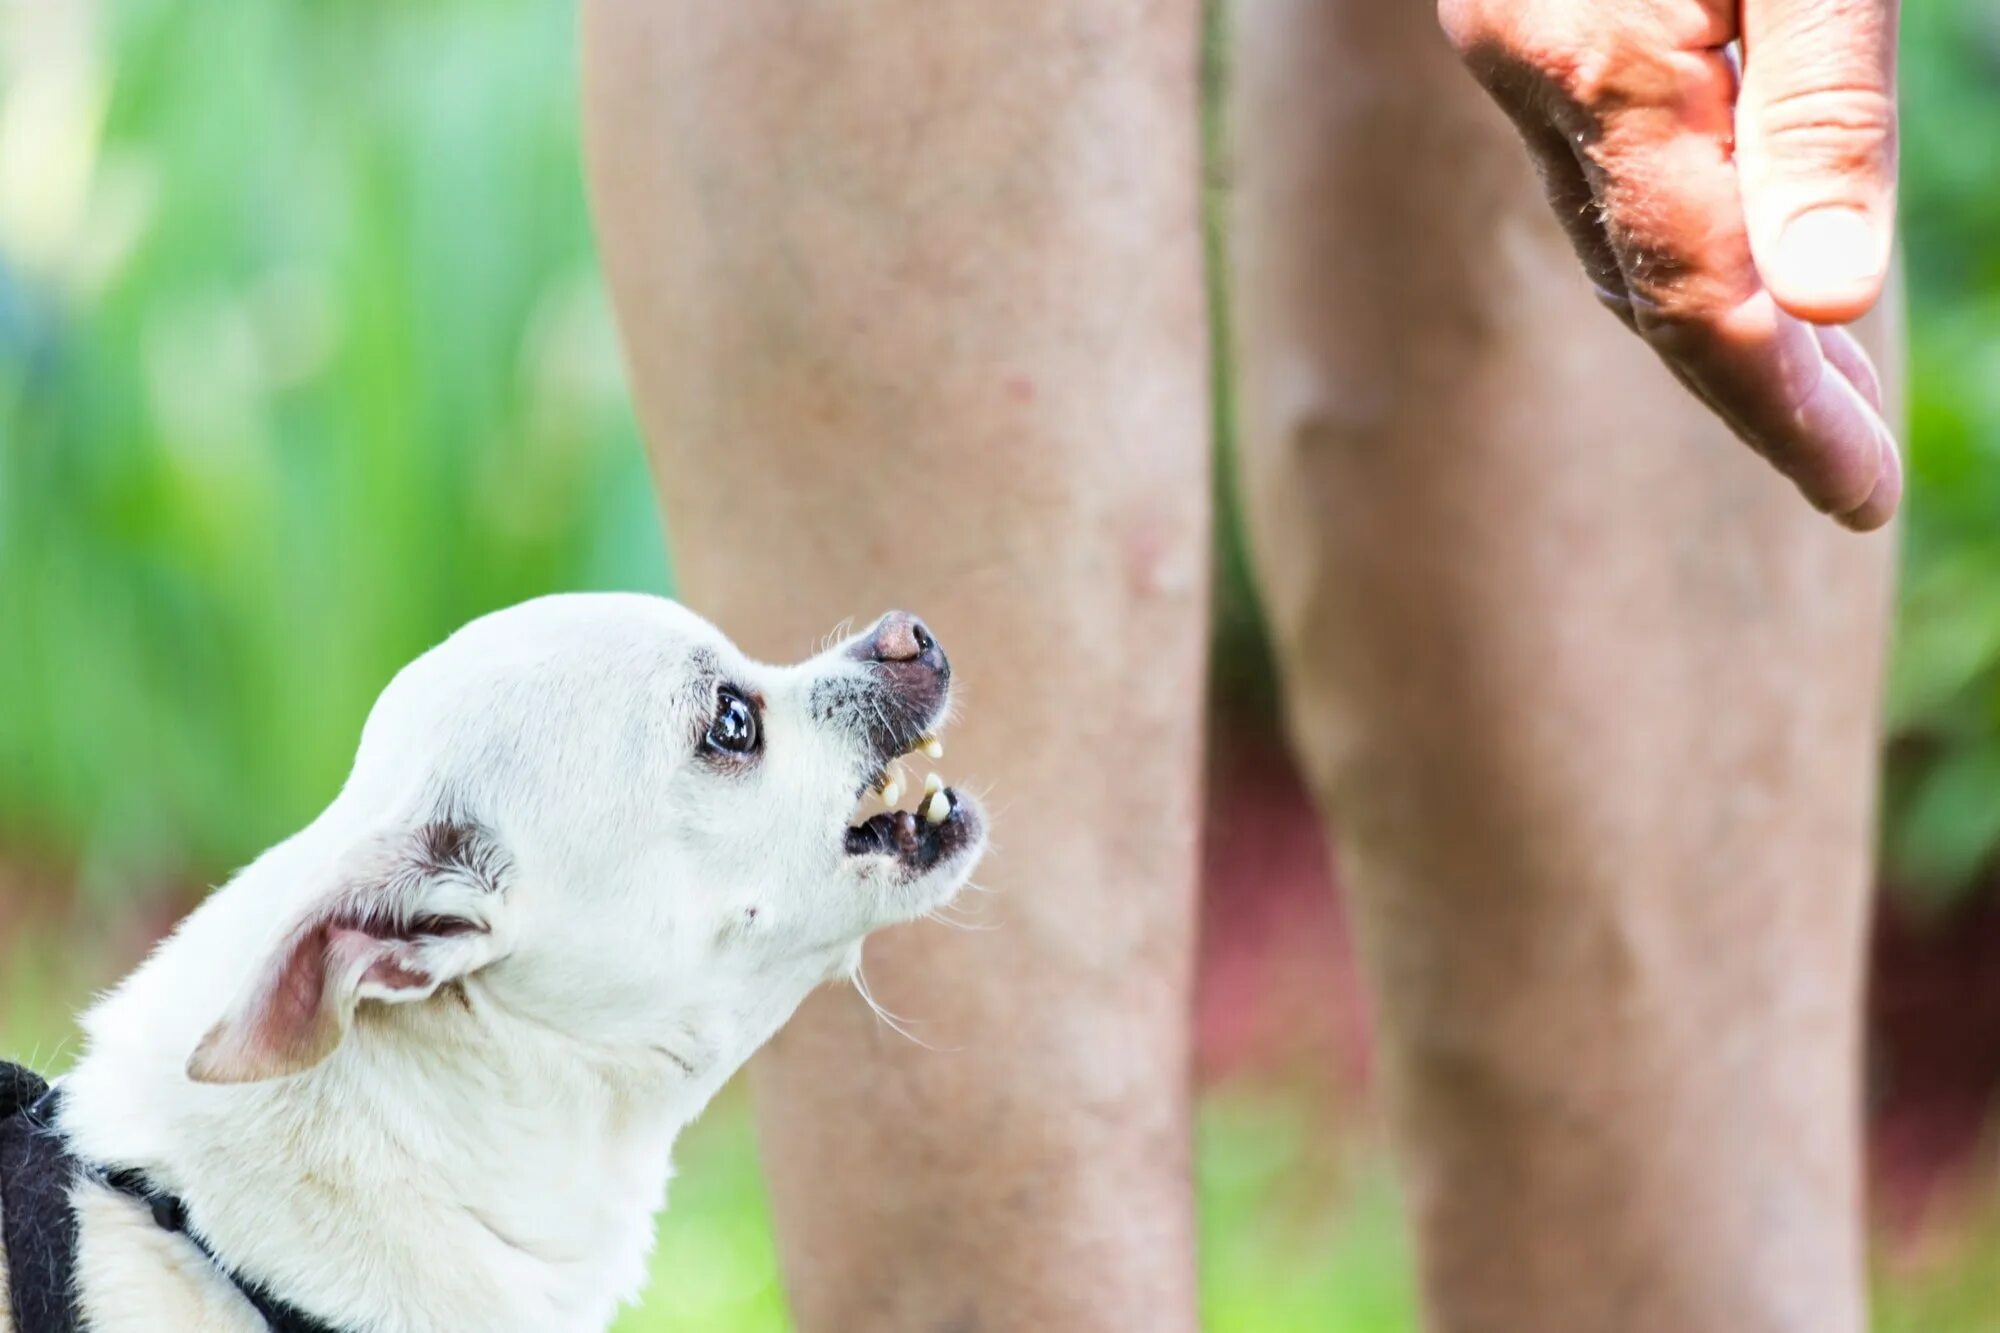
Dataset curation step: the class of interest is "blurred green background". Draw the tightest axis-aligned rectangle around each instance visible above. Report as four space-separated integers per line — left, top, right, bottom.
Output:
4 1 2000 1328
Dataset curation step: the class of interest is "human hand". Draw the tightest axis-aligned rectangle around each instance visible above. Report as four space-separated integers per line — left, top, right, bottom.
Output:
1440 0 1900 530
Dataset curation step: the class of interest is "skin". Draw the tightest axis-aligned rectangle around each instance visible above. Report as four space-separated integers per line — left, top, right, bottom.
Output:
1440 0 1903 529
1231 2 1896 1330
582 0 1899 1328
581 2 1210 1327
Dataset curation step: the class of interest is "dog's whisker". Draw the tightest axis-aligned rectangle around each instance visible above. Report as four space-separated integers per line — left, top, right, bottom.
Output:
852 964 950 1051
923 905 996 932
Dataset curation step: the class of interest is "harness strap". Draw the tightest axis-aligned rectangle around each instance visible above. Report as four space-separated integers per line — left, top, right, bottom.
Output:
80 1144 342 1333
1 1073 347 1333
0 1068 80 1333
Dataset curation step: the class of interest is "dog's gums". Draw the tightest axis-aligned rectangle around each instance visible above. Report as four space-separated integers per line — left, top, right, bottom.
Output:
845 725 981 874
845 790 977 871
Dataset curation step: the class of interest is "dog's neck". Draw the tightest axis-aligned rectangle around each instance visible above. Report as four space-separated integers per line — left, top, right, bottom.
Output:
54 873 833 1333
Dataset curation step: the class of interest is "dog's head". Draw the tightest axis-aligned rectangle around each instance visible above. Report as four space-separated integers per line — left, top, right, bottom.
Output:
186 593 986 1085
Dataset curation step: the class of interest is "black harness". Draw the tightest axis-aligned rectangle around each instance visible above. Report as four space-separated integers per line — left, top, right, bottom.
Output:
0 1063 344 1333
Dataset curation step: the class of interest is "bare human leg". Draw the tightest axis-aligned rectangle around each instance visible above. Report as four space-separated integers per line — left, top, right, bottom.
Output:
582 3 1210 1328
1228 2 1897 1330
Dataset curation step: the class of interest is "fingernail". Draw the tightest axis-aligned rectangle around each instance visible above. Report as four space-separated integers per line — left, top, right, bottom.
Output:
1776 207 1881 295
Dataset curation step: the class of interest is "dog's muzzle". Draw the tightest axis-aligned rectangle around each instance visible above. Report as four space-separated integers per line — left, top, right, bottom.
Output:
838 611 980 872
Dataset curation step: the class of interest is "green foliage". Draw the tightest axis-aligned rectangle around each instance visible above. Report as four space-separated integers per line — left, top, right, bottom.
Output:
4 0 2000 904
1885 3 2000 901
0 0 666 890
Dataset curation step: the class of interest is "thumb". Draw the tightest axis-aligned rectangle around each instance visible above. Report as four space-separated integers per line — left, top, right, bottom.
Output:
1736 0 1900 323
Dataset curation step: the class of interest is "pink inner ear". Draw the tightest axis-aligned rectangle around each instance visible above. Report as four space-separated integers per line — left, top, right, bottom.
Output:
261 924 341 1049
188 922 344 1082
188 919 437 1084
354 932 435 992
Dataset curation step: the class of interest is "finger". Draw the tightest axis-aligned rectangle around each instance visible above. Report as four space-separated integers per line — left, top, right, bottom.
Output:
1813 323 1899 528
1561 46 1898 527
1516 124 1637 329
1639 294 1898 530
1815 323 1884 413
1737 0 1900 323
1839 417 1902 531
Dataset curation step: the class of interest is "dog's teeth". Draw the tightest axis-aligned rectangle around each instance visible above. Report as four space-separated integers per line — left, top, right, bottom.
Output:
876 761 907 805
922 771 944 796
923 789 950 825
919 734 944 760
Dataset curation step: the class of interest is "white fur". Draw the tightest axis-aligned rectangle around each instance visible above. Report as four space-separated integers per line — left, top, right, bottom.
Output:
18 593 983 1333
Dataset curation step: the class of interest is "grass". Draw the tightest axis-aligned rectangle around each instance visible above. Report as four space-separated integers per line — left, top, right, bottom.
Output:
4 943 1997 1333
628 1087 2000 1333
619 1091 1423 1333
631 1084 2000 1333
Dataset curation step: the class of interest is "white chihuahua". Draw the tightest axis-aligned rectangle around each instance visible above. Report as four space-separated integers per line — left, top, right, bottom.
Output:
0 594 984 1333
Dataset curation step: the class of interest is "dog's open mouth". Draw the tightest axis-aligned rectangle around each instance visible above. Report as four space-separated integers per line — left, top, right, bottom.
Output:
843 794 976 870
845 727 979 871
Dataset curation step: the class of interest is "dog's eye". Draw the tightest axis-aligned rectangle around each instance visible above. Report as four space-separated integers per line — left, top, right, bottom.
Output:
706 687 760 756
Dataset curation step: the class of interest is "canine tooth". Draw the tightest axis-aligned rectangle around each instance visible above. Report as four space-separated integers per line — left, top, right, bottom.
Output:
919 734 944 760
876 761 907 805
922 771 944 796
923 789 950 825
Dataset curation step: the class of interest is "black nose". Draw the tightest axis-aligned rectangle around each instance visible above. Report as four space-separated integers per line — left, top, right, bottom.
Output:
856 611 941 667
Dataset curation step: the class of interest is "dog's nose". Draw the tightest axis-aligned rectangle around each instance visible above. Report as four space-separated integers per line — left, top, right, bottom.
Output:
858 611 940 666
844 611 952 759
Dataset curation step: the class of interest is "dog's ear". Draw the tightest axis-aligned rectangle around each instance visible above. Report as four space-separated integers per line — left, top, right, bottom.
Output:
187 818 514 1085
